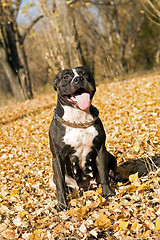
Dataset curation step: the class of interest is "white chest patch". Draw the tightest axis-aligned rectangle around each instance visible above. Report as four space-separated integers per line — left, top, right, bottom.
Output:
63 106 98 169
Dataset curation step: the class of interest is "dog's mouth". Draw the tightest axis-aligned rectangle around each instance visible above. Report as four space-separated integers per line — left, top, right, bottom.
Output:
65 88 92 110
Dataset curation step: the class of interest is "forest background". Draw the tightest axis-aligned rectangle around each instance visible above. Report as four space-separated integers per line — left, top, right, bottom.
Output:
0 0 160 106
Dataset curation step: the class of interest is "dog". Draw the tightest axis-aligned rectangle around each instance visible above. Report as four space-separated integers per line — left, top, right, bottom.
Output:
49 66 117 211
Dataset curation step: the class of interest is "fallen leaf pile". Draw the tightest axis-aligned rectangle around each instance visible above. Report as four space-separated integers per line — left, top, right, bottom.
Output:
0 72 160 239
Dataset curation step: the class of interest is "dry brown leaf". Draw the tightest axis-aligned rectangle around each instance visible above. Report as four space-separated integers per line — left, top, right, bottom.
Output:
155 217 160 231
0 223 7 233
126 184 137 193
1 229 18 239
118 219 129 230
95 212 111 229
53 224 65 234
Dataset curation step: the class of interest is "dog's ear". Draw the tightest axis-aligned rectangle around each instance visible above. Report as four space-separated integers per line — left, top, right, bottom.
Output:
53 73 60 91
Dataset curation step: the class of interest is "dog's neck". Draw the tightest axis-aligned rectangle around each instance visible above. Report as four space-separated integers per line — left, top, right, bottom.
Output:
63 105 93 123
54 101 99 128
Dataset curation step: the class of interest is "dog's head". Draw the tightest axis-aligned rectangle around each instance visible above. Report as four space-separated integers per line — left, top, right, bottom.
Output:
54 66 96 110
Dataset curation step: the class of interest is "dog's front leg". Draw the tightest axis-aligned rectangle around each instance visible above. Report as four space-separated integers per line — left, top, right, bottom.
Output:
96 145 115 199
52 156 68 211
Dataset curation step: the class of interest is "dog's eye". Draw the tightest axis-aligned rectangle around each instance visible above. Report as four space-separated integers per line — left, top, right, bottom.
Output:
83 73 88 77
64 75 69 80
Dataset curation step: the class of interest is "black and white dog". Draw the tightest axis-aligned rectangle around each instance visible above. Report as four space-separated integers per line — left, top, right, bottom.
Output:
49 66 117 211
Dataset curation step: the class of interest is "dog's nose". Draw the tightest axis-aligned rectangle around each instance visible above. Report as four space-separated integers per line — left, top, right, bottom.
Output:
73 76 84 84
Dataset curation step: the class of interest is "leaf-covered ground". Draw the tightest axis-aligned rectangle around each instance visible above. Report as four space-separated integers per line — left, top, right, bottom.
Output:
0 73 160 240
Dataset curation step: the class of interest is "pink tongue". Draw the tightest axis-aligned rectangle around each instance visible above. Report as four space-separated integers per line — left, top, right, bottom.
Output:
75 92 91 110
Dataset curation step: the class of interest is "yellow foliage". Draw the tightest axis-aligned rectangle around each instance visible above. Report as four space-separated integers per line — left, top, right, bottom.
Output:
95 212 111 229
129 172 139 182
126 184 137 192
155 218 160 231
10 189 19 197
118 219 128 230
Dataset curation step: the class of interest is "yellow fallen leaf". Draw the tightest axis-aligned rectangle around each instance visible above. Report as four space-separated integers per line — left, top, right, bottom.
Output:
83 190 95 198
119 219 128 230
96 187 102 194
126 184 137 192
132 141 140 153
95 212 111 229
129 172 138 183
24 166 30 174
138 182 147 192
53 224 65 233
155 218 160 231
138 181 152 192
34 236 42 240
156 129 160 137
133 177 141 187
117 182 123 187
144 219 155 230
34 229 43 235
10 189 19 197
68 208 76 217
29 234 35 239
141 230 151 238
76 206 89 220
131 222 138 231
95 197 106 209
18 210 29 216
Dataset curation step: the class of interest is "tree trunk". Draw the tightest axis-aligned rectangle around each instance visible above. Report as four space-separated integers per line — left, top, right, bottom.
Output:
0 0 33 102
4 22 33 100
0 45 27 101
54 0 84 68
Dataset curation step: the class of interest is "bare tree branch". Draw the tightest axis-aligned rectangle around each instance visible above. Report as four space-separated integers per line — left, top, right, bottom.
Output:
14 0 22 19
68 0 113 5
68 0 132 6
140 0 160 25
20 15 43 43
145 0 160 18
